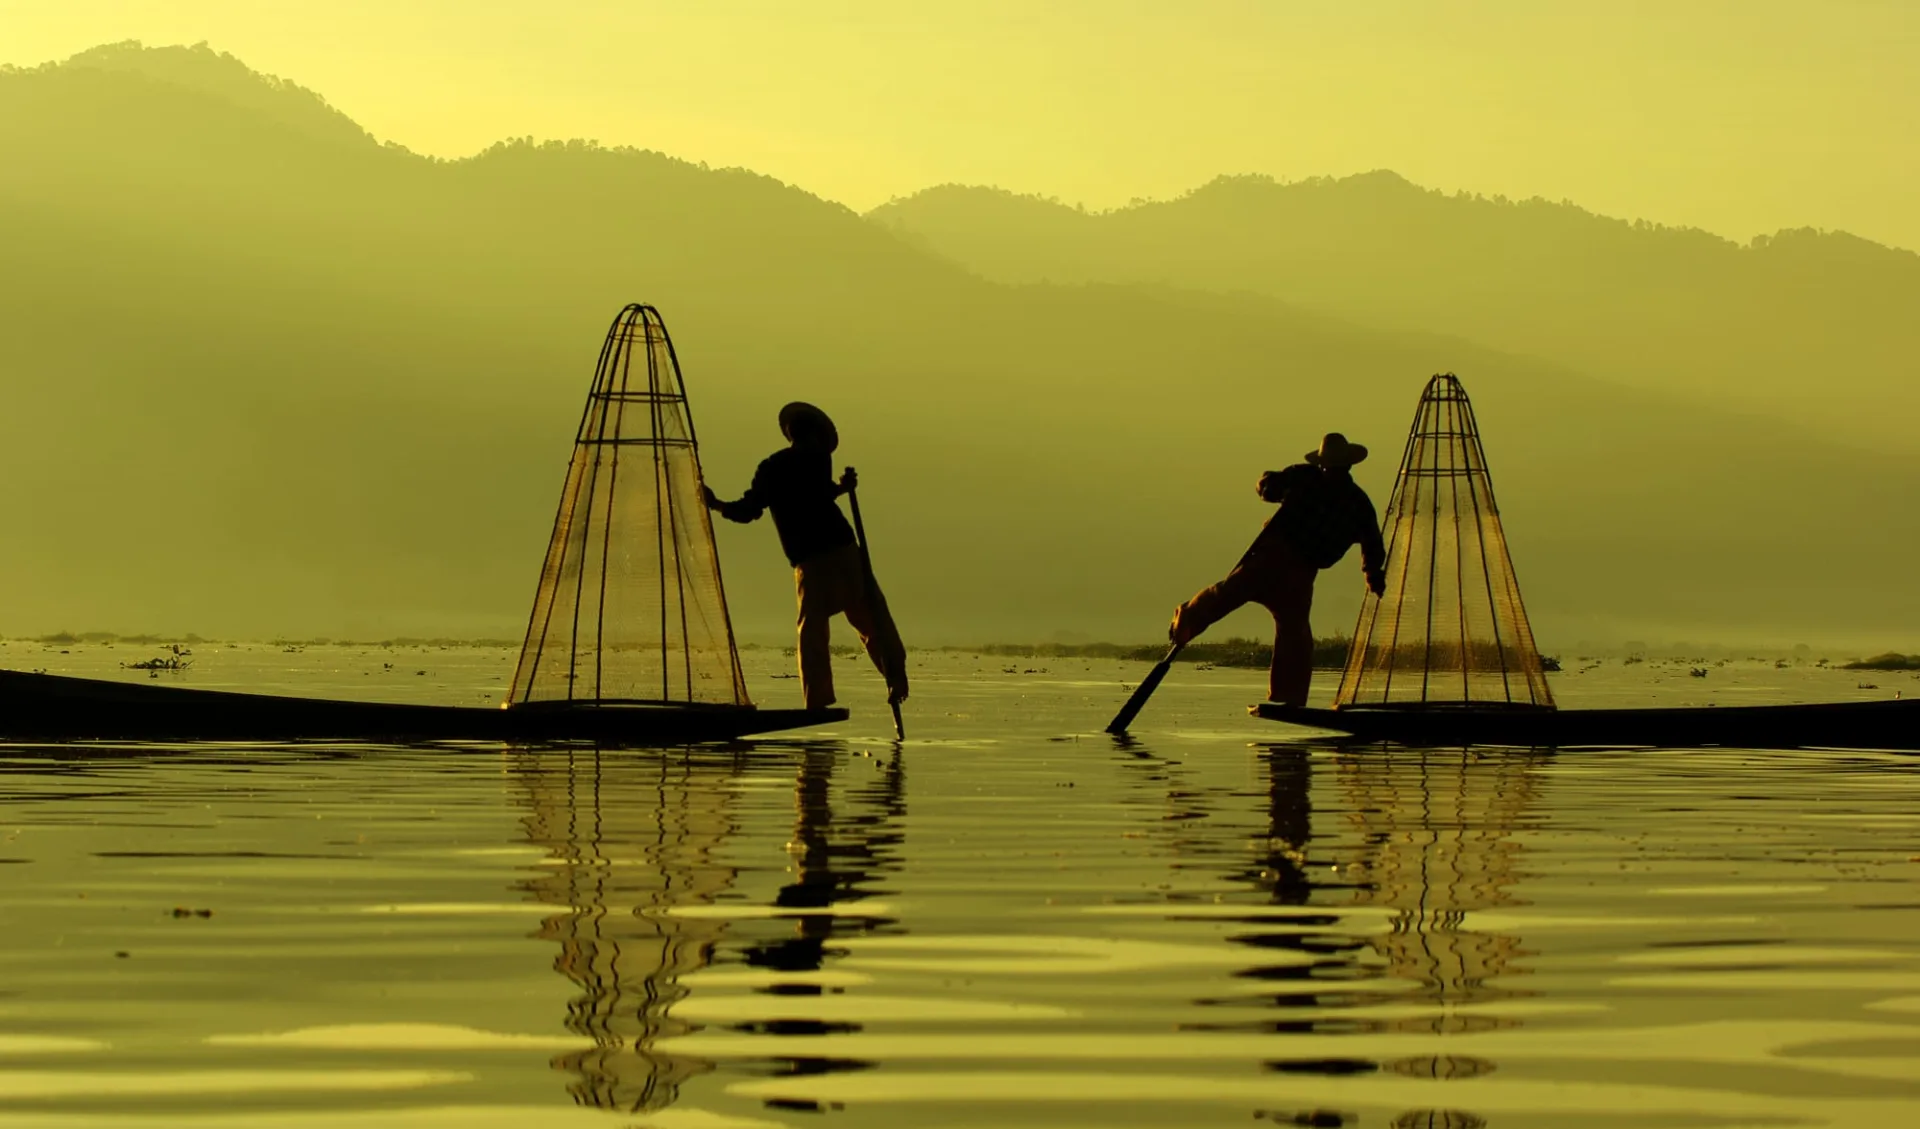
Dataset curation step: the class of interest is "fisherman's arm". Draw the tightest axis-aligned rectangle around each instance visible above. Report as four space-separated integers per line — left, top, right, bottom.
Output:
701 483 765 523
1256 464 1313 503
1358 501 1387 596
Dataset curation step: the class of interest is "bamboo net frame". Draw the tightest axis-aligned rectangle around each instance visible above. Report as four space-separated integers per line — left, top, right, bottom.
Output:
509 304 749 707
1334 374 1554 709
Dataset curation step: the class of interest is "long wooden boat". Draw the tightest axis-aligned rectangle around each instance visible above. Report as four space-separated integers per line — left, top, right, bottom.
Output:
1252 699 1920 750
0 670 845 746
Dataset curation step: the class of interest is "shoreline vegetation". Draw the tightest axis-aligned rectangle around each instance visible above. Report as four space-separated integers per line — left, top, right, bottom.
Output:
1844 653 1920 671
8 631 522 649
4 633 1915 672
958 638 1356 669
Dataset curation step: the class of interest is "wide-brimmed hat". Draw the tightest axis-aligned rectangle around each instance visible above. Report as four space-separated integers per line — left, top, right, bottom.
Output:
778 402 838 452
1305 432 1367 468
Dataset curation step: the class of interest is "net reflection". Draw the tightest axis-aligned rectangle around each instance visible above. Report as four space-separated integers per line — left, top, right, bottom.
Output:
511 743 907 1113
1337 749 1544 1031
513 747 743 1112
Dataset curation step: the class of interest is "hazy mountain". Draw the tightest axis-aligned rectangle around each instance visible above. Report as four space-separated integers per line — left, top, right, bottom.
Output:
869 175 1920 452
41 41 374 149
2 45 1917 652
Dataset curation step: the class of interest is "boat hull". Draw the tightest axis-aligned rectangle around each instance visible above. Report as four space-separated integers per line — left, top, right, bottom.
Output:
0 671 846 745
1251 699 1920 750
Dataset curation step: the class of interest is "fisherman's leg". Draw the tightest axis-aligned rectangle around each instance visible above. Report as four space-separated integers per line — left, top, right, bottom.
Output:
843 567 910 703
795 559 840 710
1266 559 1319 706
1171 568 1255 646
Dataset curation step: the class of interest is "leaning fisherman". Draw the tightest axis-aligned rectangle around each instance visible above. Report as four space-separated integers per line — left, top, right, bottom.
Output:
703 402 909 711
1170 433 1387 706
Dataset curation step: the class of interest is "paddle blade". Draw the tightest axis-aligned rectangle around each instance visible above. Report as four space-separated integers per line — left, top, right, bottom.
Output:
1105 644 1183 734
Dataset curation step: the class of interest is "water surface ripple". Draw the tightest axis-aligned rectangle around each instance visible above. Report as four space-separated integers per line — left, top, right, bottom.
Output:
3 649 1918 1127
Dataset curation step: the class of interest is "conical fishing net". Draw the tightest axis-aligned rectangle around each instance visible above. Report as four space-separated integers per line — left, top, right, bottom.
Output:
1334 374 1554 709
509 305 750 707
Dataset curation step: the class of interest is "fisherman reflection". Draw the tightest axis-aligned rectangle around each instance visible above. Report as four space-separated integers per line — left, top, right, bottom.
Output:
1177 749 1543 1127
513 744 908 1110
1198 749 1542 1038
1236 748 1315 907
1189 749 1350 1028
739 744 906 980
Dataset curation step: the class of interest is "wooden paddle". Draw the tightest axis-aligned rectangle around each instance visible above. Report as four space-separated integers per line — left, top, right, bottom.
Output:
846 472 906 740
1105 642 1184 734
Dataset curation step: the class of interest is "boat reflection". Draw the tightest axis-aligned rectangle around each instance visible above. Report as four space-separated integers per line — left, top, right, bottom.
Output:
509 742 905 1113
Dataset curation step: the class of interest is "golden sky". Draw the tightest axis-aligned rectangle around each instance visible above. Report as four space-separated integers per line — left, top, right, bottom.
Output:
3 0 1916 250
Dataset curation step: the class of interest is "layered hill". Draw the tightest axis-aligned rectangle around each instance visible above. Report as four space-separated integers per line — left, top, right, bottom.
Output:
2 43 1916 649
870 176 1920 452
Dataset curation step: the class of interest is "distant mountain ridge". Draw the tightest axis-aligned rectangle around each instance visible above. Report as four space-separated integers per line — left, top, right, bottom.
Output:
870 174 1920 451
2 43 1917 650
8 40 375 149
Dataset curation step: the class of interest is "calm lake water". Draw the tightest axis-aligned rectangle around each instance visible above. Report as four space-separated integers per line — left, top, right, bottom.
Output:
3 643 1919 1128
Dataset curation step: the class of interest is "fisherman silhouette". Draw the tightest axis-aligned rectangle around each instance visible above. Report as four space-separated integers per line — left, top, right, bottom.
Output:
703 402 909 711
1170 433 1386 706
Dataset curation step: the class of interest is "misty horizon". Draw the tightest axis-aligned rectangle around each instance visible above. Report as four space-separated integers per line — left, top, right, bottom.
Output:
6 39 1917 258
2 39 1917 653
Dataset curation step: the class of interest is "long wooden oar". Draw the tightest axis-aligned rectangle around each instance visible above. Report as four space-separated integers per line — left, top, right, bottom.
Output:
846 473 905 740
1105 642 1184 734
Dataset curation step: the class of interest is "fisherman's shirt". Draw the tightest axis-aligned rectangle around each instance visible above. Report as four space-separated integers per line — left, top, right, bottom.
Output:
1254 464 1386 572
712 447 857 567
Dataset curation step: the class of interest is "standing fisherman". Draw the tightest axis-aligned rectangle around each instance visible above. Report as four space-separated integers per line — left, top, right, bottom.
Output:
1169 433 1387 706
703 402 909 712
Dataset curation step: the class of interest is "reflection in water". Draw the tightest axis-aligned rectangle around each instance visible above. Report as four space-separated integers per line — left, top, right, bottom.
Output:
510 743 906 1113
512 748 742 1112
736 746 907 1103
1244 749 1314 907
743 746 906 978
1203 747 1544 1124
1339 749 1543 1030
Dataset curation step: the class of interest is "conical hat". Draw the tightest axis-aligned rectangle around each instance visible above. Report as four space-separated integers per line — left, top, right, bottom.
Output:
778 402 838 453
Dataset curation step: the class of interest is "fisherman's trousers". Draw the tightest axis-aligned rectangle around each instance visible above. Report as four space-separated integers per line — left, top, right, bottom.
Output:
794 543 908 710
1172 539 1318 706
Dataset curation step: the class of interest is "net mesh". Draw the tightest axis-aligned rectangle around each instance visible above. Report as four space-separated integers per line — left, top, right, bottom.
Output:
509 305 750 707
1334 373 1554 709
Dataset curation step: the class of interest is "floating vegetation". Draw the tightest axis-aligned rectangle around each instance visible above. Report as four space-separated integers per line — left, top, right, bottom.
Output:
124 656 191 671
123 644 193 674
